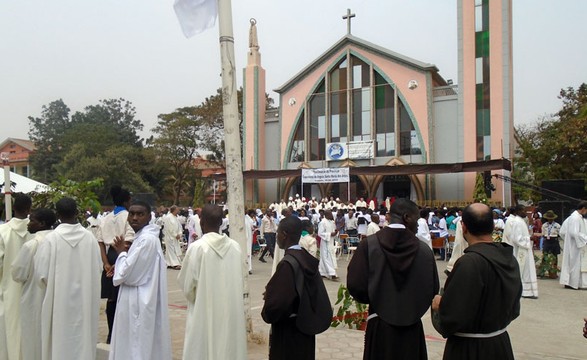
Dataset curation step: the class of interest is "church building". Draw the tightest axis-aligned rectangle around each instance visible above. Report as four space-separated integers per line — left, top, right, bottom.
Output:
243 0 513 206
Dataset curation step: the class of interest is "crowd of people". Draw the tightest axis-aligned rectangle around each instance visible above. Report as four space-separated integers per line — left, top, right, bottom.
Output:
1 187 586 360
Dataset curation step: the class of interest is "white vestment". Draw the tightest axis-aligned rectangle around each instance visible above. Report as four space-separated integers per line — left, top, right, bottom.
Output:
11 229 51 360
318 218 337 277
446 221 467 272
163 214 182 267
366 221 380 237
109 224 172 360
186 214 202 246
96 210 134 246
0 218 32 360
416 218 433 250
503 215 538 297
244 215 254 272
299 234 318 258
559 210 587 289
178 232 247 360
34 223 101 360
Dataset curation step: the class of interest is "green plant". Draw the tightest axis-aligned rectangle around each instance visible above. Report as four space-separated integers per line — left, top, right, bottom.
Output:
30 177 103 224
330 284 368 330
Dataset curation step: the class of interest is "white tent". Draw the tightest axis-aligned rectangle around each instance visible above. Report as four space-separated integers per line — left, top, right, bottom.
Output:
1 171 49 193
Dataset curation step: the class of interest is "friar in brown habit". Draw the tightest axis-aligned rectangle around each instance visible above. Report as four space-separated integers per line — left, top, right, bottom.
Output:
348 198 439 360
262 215 332 360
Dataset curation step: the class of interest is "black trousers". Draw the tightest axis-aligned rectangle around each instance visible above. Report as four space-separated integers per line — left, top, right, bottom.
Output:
260 232 276 259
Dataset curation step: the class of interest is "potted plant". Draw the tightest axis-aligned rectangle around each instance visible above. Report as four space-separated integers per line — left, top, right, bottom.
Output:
330 284 368 331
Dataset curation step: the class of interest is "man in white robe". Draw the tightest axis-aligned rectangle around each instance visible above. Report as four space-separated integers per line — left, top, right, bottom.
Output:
559 201 587 289
34 197 101 360
178 205 247 360
446 220 467 273
0 194 32 360
318 210 338 280
503 205 538 298
245 210 257 274
366 214 381 237
108 202 172 360
186 209 203 246
11 208 56 360
416 209 433 250
163 205 183 269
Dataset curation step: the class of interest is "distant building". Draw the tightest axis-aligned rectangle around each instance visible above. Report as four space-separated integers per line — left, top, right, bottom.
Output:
0 138 35 177
242 1 513 206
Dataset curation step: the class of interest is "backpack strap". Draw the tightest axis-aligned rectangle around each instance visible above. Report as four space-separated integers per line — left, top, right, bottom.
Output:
283 254 304 303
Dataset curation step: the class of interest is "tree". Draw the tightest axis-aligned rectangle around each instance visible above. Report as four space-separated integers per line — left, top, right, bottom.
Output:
515 83 587 200
28 98 156 202
472 172 488 203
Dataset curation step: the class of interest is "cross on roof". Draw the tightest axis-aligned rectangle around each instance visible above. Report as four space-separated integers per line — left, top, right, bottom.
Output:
342 8 356 35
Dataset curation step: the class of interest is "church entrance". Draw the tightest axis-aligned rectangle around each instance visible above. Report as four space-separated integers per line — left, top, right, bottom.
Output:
377 175 412 200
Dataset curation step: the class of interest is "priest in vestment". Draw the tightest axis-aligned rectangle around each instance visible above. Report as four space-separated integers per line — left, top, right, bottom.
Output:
108 202 171 360
163 205 183 269
318 210 338 280
348 199 439 360
559 201 587 289
178 205 247 360
34 197 101 360
433 203 521 360
0 193 32 360
11 208 56 360
502 205 538 298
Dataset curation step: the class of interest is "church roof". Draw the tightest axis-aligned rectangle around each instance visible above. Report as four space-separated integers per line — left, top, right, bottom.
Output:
274 34 440 94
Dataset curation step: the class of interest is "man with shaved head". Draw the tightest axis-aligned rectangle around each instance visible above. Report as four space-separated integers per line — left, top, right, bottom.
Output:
432 203 522 360
178 205 246 359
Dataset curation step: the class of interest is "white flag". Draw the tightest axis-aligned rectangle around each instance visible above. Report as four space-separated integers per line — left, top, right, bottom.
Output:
173 0 218 38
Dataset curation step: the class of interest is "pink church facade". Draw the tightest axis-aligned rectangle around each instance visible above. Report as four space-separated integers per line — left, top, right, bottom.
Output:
243 1 513 207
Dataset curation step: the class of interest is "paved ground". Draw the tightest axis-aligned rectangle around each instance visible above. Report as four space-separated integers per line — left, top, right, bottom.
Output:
98 251 587 359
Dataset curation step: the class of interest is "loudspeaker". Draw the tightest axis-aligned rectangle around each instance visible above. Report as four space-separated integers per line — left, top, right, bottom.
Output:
541 179 585 201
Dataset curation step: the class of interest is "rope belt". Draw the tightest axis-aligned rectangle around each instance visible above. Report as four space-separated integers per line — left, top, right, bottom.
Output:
367 313 378 321
454 328 507 338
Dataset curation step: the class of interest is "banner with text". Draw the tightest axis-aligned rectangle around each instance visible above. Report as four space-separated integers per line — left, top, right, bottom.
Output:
301 167 350 183
348 140 374 159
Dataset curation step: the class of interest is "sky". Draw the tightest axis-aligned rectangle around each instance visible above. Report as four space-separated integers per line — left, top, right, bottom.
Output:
1 0 586 141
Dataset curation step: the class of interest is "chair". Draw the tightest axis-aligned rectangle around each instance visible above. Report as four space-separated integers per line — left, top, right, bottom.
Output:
256 235 267 257
431 236 445 260
346 236 360 261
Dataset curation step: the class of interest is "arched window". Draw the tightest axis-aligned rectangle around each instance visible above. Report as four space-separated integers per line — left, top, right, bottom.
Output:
286 54 422 163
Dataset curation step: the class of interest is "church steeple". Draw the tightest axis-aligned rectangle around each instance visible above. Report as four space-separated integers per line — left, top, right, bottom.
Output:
243 18 266 203
247 18 261 66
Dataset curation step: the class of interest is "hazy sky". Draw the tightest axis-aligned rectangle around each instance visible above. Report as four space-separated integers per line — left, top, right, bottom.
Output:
1 0 585 140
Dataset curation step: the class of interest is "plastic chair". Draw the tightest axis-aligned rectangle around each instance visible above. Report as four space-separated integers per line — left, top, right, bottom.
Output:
346 236 360 260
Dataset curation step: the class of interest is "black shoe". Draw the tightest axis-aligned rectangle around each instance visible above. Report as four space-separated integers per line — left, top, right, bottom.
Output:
259 258 266 263
444 269 450 276
249 271 252 275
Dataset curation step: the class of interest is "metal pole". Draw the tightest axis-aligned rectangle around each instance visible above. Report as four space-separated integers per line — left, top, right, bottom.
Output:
213 179 216 204
217 0 251 335
1 153 12 221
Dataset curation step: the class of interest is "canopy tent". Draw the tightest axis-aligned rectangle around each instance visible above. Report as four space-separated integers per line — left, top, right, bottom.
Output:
209 158 512 180
1 171 49 193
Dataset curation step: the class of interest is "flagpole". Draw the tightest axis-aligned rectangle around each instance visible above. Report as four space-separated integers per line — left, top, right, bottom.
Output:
217 0 251 335
1 153 12 221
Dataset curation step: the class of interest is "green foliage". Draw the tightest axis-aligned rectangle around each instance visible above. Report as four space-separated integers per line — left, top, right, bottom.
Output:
473 173 488 204
330 284 368 330
27 98 156 202
515 83 587 200
192 177 210 208
30 178 103 224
